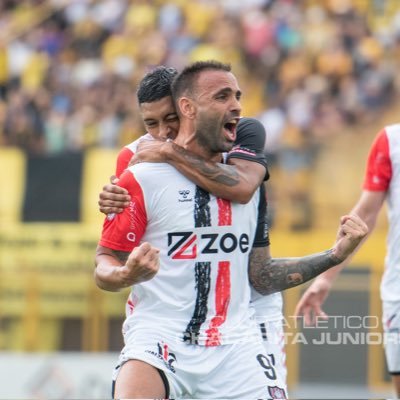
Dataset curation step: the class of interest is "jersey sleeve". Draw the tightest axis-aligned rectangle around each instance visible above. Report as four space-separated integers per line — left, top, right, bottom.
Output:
226 117 269 181
363 129 392 192
99 169 147 251
116 147 135 178
252 183 270 248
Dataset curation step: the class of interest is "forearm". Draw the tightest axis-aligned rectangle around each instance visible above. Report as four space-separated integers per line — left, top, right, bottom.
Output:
313 226 373 286
94 247 131 292
95 263 130 292
164 142 258 203
314 263 345 284
249 247 343 296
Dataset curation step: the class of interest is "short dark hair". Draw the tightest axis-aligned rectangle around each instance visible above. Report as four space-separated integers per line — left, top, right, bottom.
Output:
171 60 231 101
137 66 178 104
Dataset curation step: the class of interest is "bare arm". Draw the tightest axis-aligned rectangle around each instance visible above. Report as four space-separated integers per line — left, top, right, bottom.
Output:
249 214 369 295
97 142 264 213
294 190 385 323
94 242 160 292
315 191 385 278
164 141 265 203
132 140 265 204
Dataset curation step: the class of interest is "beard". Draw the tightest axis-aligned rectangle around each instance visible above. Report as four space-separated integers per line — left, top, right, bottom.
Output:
196 113 233 154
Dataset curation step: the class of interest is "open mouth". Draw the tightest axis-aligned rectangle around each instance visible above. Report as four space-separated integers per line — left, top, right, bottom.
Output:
223 119 239 142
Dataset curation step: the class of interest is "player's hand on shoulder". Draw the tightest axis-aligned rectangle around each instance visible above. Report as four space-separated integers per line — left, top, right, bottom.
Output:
131 139 172 165
332 214 368 261
98 175 130 215
123 242 160 285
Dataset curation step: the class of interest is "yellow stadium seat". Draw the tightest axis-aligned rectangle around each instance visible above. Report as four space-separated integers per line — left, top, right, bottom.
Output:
0 147 25 224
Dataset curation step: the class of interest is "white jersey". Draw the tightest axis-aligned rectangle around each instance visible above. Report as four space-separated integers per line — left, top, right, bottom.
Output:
252 290 283 321
115 133 153 177
100 162 261 346
117 136 284 322
363 124 400 302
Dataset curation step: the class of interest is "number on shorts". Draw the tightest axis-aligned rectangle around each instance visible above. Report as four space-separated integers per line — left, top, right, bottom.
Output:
256 353 277 380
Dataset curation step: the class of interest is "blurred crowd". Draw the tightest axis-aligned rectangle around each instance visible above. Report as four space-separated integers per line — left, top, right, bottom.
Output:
0 0 399 154
0 0 399 228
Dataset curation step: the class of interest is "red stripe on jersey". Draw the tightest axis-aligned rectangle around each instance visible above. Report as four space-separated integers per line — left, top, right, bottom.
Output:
205 261 231 346
363 129 392 191
163 344 168 361
116 147 135 178
99 170 147 251
217 198 232 226
126 296 135 315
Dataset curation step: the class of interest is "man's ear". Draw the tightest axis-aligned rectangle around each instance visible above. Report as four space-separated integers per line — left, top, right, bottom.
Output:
177 97 196 119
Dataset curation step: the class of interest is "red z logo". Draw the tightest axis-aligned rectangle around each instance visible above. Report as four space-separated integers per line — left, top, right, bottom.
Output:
168 231 249 260
168 232 197 259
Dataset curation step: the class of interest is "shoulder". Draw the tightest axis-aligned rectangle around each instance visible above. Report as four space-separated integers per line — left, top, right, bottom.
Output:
237 117 266 139
368 125 393 155
124 133 152 153
230 117 267 156
383 124 400 145
127 162 183 184
235 117 266 150
238 117 265 132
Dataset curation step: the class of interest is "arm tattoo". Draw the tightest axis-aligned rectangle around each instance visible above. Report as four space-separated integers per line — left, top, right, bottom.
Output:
171 142 240 186
249 247 343 295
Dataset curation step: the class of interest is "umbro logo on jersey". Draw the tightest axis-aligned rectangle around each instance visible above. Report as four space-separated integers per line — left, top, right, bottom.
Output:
178 189 192 202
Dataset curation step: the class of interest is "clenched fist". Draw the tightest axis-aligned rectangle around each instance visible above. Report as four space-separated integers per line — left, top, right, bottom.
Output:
120 242 160 286
331 214 368 262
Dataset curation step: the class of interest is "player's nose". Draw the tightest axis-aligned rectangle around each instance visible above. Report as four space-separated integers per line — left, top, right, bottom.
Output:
231 95 242 115
158 124 172 140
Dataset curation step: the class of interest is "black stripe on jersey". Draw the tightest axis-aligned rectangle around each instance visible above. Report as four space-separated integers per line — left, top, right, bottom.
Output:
253 183 270 247
183 262 211 344
194 186 211 227
259 322 268 341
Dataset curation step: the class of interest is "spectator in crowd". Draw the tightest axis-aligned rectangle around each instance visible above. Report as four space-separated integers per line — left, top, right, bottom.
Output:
0 0 399 229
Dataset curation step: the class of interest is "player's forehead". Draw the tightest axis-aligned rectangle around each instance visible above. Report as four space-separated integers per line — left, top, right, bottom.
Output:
140 96 176 120
196 70 240 96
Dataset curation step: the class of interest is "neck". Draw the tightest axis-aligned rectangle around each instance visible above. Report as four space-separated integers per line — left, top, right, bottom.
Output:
175 122 221 162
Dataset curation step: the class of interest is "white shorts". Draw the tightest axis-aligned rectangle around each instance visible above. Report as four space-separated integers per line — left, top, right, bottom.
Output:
383 301 400 374
257 318 288 395
113 330 288 399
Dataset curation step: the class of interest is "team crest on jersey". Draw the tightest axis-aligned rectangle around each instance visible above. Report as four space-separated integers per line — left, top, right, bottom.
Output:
145 342 177 373
178 189 192 202
268 386 287 399
106 213 116 221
